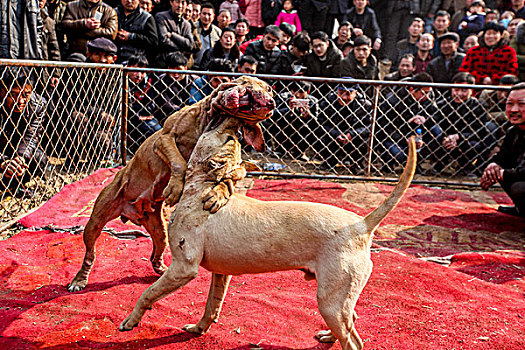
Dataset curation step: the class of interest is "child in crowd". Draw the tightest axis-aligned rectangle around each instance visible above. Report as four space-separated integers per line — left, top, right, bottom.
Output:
457 0 486 42
275 0 301 34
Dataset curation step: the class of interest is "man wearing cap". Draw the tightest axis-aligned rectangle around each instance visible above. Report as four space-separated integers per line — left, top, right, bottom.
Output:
84 37 118 63
61 0 118 56
317 78 372 172
426 32 465 83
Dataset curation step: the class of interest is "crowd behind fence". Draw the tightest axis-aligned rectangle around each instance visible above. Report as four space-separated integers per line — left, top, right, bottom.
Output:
0 61 509 225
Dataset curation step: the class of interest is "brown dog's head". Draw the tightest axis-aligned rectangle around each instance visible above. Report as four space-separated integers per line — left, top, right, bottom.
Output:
206 76 275 152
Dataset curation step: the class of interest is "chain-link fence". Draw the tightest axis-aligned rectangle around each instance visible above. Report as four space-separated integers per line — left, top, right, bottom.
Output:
0 60 509 225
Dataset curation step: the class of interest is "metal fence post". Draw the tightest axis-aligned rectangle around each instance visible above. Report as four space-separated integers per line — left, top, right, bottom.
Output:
121 71 128 166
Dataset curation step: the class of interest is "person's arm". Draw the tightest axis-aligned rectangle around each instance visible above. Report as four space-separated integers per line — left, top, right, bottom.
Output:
128 14 159 49
88 7 118 40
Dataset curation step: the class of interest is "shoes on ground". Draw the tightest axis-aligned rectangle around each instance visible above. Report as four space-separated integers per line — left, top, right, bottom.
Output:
497 205 523 217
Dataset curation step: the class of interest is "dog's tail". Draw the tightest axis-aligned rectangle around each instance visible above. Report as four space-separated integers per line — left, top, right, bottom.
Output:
363 137 417 234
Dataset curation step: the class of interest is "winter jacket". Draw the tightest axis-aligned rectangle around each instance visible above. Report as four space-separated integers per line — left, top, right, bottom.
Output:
510 23 525 81
456 13 485 40
426 51 465 83
47 0 68 56
327 0 350 16
244 40 283 74
343 6 382 42
459 33 518 84
303 40 343 78
115 5 158 63
61 0 118 56
219 1 243 23
194 21 221 65
386 0 420 15
0 0 43 59
275 10 302 34
155 9 194 67
245 0 264 28
340 48 378 79
41 9 61 61
261 0 281 26
198 40 241 70
491 125 525 183
418 0 441 17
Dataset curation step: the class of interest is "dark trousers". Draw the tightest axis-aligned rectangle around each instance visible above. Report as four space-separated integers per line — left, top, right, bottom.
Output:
300 3 328 34
501 180 525 214
382 8 413 61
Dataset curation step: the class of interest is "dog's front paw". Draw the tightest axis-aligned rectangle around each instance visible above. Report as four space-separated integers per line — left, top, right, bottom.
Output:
119 315 139 332
152 262 168 275
315 330 337 343
162 179 183 206
182 323 205 334
67 278 88 292
202 182 231 213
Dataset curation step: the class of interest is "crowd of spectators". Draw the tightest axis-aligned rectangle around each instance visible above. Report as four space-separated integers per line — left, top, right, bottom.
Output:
3 0 525 188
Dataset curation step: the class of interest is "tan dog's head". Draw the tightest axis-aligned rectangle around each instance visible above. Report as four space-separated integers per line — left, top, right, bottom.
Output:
205 76 275 152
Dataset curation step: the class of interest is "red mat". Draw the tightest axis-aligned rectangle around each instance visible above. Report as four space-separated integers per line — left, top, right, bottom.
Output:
1 169 524 349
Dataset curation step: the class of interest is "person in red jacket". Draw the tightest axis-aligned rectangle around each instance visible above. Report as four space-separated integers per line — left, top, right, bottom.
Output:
459 21 518 85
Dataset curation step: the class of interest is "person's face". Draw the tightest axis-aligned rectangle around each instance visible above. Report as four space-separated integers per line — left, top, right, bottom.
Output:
87 50 117 64
217 11 231 28
122 0 140 12
235 22 249 36
283 0 293 11
512 0 524 8
292 90 308 99
168 65 187 80
127 65 146 84
338 25 351 40
408 20 423 37
342 45 352 57
238 62 257 74
506 88 525 126
263 33 280 51
220 31 236 50
170 0 186 15
281 33 291 45
353 44 371 62
463 35 478 51
183 3 192 20
290 45 307 58
410 86 432 101
417 34 434 51
451 83 473 103
140 0 153 12
440 38 458 56
485 12 498 22
39 0 47 9
337 89 357 105
192 4 201 20
200 7 214 25
312 38 328 57
1 84 32 114
210 76 231 89
508 19 524 37
433 15 450 32
398 58 414 77
353 0 366 10
470 4 483 14
484 29 502 46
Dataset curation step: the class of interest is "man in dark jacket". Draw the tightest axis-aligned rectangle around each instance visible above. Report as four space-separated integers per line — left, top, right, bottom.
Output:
481 82 525 216
385 53 415 81
244 25 283 75
155 0 194 68
382 0 419 61
426 32 465 84
303 31 343 78
343 0 382 51
0 0 43 59
340 35 378 80
115 0 158 64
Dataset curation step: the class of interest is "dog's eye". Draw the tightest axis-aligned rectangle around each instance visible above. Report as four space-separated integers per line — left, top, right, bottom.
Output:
225 135 235 144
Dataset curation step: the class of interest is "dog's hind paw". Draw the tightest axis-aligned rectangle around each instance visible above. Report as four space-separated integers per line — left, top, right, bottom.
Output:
182 323 205 334
67 279 87 292
119 316 139 332
315 330 337 343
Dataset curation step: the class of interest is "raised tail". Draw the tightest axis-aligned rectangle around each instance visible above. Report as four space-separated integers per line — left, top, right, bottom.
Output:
364 137 417 234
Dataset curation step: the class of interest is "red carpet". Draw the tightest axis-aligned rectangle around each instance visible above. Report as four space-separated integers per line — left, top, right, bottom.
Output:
1 169 524 349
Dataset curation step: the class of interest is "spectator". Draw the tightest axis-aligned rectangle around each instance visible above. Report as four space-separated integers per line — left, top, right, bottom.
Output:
182 3 203 68
275 0 302 35
377 72 441 172
0 70 48 191
84 37 118 63
199 27 240 69
451 0 473 31
382 0 418 61
261 0 281 28
125 55 161 153
317 79 372 172
0 0 43 59
61 0 118 56
115 0 159 64
194 2 221 66
140 0 153 12
341 41 353 57
40 0 62 62
191 0 201 22
219 0 242 23
235 18 251 48
279 31 310 75
216 9 232 30
419 0 443 33
427 32 466 83
343 0 382 51
183 1 193 21
237 55 258 73
510 21 525 80
500 11 516 29
414 33 434 74
326 0 350 38
245 0 265 36
189 58 235 104
395 17 424 65
299 0 329 35
155 0 194 68
485 8 499 23
430 10 451 57
434 72 493 175
278 22 294 49
460 21 518 84
507 17 524 40
511 0 525 19
303 31 343 78
268 80 319 159
457 0 486 43
244 25 283 74
385 54 415 81
340 35 378 79
480 82 525 217
46 0 68 57
479 74 519 128
333 21 353 50
150 52 194 123
463 33 479 51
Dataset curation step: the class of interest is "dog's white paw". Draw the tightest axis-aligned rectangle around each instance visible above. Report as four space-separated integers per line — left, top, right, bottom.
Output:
182 323 204 334
119 315 139 332
315 329 337 343
67 279 87 292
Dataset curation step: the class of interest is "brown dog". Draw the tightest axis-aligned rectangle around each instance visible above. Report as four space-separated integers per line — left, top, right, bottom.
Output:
67 76 275 292
119 115 417 350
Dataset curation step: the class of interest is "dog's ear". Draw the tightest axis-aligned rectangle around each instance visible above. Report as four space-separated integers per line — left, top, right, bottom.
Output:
242 124 266 152
242 161 261 172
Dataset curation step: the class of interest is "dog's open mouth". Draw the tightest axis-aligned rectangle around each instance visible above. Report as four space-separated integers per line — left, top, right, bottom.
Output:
237 88 275 116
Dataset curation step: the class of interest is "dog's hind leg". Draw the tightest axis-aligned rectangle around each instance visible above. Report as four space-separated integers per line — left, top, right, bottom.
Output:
119 262 199 331
141 202 168 275
183 273 232 334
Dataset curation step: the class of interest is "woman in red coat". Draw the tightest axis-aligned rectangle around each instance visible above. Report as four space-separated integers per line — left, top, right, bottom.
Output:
459 21 518 85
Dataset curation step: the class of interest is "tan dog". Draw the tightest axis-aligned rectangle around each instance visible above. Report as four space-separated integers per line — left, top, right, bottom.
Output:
119 116 417 350
67 76 275 292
